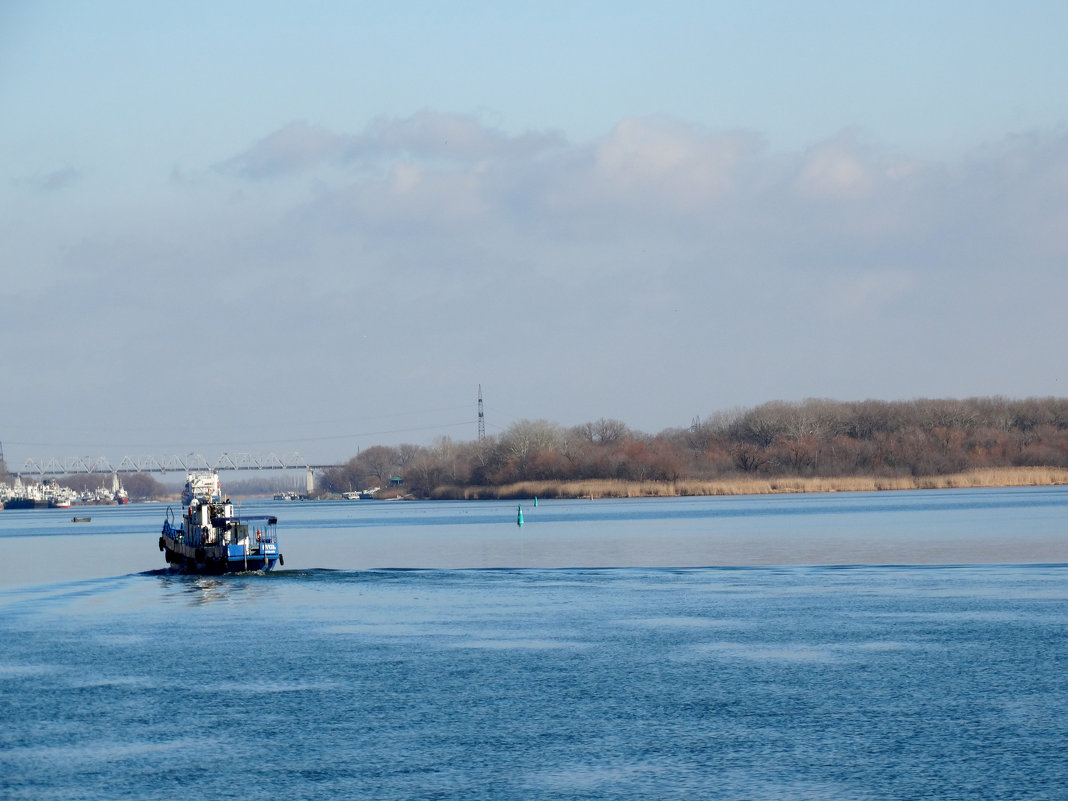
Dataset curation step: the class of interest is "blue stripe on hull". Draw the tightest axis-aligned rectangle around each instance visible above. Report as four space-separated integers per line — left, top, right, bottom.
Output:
223 557 280 573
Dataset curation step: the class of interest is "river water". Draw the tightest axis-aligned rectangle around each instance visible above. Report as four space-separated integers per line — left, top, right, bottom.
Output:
2 488 1067 799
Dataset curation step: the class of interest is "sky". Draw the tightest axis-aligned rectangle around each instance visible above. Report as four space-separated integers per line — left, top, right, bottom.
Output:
2 1 1067 468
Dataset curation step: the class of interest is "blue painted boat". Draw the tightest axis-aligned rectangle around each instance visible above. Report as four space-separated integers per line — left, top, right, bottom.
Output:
158 481 283 574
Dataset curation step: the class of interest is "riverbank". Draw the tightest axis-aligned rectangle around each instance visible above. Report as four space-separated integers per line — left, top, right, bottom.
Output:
434 466 1068 500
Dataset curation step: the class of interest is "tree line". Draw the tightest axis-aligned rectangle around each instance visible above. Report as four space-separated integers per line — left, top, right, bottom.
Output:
319 396 1068 498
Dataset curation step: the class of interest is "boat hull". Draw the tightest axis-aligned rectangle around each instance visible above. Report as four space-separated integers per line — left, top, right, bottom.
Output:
159 534 282 575
4 498 48 510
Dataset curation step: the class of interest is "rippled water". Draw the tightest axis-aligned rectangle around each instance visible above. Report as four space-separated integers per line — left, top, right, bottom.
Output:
2 489 1067 799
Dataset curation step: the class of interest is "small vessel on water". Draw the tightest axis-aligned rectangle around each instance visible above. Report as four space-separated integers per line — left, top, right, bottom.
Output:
159 476 283 574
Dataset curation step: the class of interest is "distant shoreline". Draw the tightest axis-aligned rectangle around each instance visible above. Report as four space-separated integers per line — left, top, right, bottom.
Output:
430 466 1068 501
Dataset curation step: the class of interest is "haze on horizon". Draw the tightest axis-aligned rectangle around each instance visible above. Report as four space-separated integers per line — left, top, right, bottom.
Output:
2 1 1066 466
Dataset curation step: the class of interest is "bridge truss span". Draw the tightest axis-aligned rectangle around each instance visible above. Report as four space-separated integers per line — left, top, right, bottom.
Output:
15 451 322 477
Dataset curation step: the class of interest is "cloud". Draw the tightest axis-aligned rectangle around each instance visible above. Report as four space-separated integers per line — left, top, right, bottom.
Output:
14 115 1064 457
960 130 1068 259
214 120 346 179
351 109 567 163
207 115 1068 299
794 143 874 198
216 110 568 180
23 166 81 191
593 117 760 198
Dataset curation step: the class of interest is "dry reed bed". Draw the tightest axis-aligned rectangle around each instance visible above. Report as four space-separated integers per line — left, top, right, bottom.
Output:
435 467 1068 501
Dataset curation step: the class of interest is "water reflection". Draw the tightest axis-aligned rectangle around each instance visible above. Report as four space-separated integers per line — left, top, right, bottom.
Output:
156 571 271 606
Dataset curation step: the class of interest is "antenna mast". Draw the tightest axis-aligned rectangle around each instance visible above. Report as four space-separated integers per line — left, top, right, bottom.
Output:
477 385 486 441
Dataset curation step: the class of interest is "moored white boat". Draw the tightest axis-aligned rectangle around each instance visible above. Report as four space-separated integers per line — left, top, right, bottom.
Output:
181 470 220 507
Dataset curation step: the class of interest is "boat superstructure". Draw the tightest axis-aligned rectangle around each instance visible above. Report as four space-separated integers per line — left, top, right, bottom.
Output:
160 477 282 574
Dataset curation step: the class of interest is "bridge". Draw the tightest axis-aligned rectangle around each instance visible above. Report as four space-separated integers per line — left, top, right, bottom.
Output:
9 452 342 477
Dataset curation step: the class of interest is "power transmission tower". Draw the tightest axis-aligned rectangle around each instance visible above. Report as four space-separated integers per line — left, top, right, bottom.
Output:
478 385 486 441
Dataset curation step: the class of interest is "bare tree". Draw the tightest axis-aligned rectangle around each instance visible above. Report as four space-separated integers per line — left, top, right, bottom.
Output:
575 418 630 444
499 420 565 462
355 445 398 486
395 443 421 469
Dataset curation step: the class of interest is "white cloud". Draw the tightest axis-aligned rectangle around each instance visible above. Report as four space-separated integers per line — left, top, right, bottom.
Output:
197 118 1068 330
6 116 1068 459
613 118 754 178
794 144 874 198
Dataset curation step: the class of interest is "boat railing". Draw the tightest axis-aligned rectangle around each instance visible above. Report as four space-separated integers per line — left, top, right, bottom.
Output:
251 522 278 553
162 517 191 545
163 506 207 547
165 509 278 551
209 515 279 546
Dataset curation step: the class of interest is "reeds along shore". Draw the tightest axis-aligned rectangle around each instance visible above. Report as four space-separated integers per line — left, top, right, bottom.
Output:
434 466 1068 501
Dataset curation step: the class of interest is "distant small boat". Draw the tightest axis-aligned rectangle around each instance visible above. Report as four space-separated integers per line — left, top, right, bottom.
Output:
72 516 91 523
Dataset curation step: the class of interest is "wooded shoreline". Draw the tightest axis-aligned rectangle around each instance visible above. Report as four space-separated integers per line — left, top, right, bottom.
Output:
321 397 1068 500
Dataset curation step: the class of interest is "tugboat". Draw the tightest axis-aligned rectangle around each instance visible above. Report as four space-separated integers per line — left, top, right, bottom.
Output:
159 478 283 574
